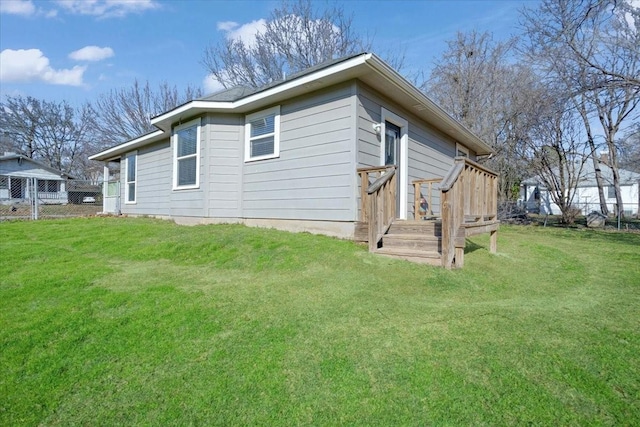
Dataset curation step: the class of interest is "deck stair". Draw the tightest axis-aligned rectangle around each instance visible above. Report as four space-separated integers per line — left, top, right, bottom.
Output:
374 220 442 266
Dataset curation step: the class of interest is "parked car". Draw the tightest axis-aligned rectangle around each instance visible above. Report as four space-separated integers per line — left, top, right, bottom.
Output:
82 196 96 204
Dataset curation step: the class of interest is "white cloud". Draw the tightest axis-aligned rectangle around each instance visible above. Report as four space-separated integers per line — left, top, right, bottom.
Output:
0 49 86 86
0 0 36 16
218 18 267 48
56 0 159 18
203 74 226 94
217 21 238 32
69 46 114 62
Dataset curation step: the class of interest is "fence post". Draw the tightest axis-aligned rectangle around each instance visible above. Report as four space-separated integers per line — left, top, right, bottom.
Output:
31 177 39 220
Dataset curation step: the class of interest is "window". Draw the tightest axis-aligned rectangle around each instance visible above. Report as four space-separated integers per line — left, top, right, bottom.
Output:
125 152 136 203
173 118 201 189
456 143 469 158
0 176 7 189
36 180 57 192
607 185 615 199
245 106 280 162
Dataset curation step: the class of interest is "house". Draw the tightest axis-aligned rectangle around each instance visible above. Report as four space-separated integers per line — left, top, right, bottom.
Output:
90 53 499 268
0 153 72 205
520 162 640 216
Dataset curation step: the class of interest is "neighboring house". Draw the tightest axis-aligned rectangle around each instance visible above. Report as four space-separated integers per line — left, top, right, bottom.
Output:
520 162 640 216
0 153 72 205
90 53 494 239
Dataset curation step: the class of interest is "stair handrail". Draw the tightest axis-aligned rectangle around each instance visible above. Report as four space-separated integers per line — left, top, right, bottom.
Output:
441 157 499 268
366 166 396 252
357 166 391 223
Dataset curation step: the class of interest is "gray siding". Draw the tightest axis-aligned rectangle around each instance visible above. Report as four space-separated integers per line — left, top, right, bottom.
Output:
113 78 467 225
242 82 356 221
206 114 243 218
356 82 461 219
120 117 208 218
121 139 172 216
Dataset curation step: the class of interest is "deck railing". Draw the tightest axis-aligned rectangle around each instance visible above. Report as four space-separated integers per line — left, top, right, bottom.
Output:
440 157 499 269
413 178 443 220
357 166 397 251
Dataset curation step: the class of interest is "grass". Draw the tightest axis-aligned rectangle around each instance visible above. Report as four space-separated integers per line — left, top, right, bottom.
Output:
1 218 639 425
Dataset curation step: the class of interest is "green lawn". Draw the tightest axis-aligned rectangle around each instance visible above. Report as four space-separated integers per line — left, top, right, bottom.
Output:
1 218 639 426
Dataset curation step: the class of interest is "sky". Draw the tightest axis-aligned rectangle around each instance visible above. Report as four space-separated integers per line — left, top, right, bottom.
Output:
0 0 538 107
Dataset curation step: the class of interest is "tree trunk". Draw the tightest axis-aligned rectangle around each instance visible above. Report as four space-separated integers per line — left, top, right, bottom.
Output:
576 97 608 215
590 144 609 215
607 143 625 218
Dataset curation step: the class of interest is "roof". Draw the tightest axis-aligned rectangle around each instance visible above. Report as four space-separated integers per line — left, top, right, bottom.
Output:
199 85 256 102
522 162 640 187
90 52 494 161
0 154 74 179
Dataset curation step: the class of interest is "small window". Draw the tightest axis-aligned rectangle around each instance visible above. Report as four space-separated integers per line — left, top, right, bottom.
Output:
607 185 615 199
245 106 280 162
125 153 136 203
173 118 201 189
0 176 7 189
456 143 469 158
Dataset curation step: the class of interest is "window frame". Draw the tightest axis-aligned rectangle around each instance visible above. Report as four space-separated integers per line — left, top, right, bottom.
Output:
173 118 201 190
125 151 137 204
244 105 280 162
456 143 470 158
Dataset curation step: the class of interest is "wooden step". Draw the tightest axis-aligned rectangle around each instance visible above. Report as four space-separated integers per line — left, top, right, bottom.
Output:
375 247 442 266
387 220 441 236
383 233 442 251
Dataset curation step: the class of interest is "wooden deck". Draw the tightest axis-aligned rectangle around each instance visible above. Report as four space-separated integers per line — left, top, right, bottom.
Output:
357 157 499 269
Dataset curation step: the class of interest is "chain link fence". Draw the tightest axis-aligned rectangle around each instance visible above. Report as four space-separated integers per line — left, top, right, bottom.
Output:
0 176 119 221
574 201 639 218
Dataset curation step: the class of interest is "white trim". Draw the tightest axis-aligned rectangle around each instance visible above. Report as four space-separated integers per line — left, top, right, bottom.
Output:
124 151 137 204
172 118 201 190
88 130 166 161
151 55 372 127
381 107 409 220
456 143 469 157
244 105 280 162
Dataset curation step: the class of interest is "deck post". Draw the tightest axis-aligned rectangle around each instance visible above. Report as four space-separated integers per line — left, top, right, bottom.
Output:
490 229 498 253
368 191 378 252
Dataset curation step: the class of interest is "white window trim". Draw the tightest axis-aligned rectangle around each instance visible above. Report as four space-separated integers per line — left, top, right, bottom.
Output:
124 151 137 204
173 118 201 190
380 107 409 220
456 143 470 158
244 105 280 162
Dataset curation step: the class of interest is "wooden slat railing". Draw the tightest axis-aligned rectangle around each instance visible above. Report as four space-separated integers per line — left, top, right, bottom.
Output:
357 166 397 252
413 178 443 220
440 157 499 269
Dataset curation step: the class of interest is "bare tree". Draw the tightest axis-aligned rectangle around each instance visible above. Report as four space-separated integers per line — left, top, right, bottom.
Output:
521 0 640 217
425 31 537 201
202 0 371 89
90 79 203 147
0 95 95 177
522 0 639 92
522 99 590 224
